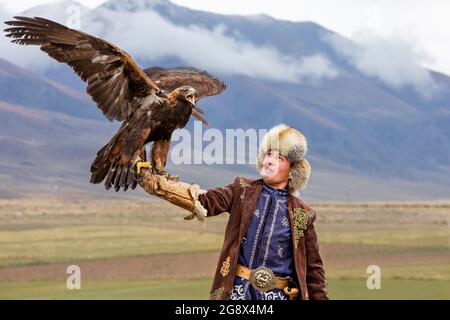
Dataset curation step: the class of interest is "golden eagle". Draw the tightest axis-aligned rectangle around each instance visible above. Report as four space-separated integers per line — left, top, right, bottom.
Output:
4 16 226 191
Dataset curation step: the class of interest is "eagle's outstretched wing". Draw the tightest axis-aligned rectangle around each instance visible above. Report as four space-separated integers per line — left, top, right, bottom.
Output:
144 67 226 101
4 16 161 121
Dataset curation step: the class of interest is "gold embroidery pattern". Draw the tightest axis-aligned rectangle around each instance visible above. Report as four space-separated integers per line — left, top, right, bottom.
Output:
209 287 225 300
239 178 251 188
292 208 315 244
239 178 250 199
220 256 231 277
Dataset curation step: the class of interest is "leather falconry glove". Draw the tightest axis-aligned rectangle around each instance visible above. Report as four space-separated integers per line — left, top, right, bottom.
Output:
135 162 208 222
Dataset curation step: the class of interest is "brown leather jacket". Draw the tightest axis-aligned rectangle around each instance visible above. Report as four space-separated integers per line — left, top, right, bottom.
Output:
198 176 329 300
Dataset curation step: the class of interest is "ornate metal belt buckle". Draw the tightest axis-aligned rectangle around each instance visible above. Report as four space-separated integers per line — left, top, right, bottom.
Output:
249 266 276 292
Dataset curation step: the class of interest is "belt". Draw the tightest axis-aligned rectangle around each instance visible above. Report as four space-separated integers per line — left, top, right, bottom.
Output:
235 264 299 300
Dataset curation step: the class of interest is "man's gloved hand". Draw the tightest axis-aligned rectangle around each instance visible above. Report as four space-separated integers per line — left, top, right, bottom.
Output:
135 162 207 222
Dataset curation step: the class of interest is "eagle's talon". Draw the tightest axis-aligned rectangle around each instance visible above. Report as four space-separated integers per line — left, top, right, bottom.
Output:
153 169 179 181
152 167 165 175
167 174 179 182
135 161 152 175
151 167 162 175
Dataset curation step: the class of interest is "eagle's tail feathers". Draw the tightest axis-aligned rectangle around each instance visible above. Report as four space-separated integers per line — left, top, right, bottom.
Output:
90 140 114 185
104 164 117 190
91 141 146 191
118 164 129 191
126 163 134 190
113 165 123 192
130 147 146 190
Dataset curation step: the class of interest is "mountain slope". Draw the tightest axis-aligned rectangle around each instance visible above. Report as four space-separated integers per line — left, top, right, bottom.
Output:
0 0 448 200
0 58 102 119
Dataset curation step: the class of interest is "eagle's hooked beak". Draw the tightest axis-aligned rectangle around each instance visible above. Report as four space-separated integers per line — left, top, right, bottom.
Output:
186 93 196 106
192 107 208 125
186 89 208 125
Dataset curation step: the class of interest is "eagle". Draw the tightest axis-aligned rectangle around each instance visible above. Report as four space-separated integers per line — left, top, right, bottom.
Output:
4 16 226 191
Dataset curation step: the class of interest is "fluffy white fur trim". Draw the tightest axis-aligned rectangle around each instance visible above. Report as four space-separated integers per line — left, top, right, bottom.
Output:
256 124 311 195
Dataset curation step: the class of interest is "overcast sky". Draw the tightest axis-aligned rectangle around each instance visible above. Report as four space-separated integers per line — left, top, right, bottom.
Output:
1 0 449 77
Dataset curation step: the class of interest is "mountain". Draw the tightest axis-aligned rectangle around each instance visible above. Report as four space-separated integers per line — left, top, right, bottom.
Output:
0 58 101 119
0 0 449 201
0 58 118 197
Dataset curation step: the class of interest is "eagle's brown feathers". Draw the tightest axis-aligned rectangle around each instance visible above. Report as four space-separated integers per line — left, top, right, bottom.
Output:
4 16 226 191
4 16 160 122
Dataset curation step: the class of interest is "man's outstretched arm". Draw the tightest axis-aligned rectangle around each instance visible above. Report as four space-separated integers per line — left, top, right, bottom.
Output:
136 166 235 221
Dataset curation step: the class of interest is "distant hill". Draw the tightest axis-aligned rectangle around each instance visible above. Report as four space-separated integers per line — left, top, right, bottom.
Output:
0 0 449 201
0 58 102 119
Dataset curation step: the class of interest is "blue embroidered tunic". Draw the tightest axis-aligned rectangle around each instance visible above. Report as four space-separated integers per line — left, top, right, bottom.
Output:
231 182 294 300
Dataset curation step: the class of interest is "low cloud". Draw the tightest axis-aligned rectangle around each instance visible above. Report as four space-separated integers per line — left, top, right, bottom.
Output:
104 9 338 83
0 2 66 71
324 30 439 98
0 3 338 84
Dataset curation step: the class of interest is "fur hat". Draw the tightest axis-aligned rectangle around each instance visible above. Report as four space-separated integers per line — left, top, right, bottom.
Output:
256 124 311 196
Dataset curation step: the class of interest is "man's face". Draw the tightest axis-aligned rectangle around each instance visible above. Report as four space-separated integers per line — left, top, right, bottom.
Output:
260 149 291 187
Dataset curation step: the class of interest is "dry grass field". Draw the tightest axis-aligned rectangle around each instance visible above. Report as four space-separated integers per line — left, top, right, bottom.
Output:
0 197 449 299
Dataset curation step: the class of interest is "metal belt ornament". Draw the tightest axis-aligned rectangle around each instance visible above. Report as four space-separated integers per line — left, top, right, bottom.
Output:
249 266 276 292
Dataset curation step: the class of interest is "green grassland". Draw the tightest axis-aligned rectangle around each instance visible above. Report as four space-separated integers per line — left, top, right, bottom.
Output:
1 278 448 300
1 198 449 299
0 225 224 268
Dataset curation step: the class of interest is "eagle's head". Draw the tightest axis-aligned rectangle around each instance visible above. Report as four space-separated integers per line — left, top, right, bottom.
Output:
177 85 197 106
170 85 208 125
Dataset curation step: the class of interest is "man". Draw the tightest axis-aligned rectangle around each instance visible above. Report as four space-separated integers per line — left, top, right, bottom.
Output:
137 124 328 300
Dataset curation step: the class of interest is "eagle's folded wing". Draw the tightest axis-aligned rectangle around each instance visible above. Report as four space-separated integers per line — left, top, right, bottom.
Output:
4 16 161 121
144 66 226 125
143 66 226 101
